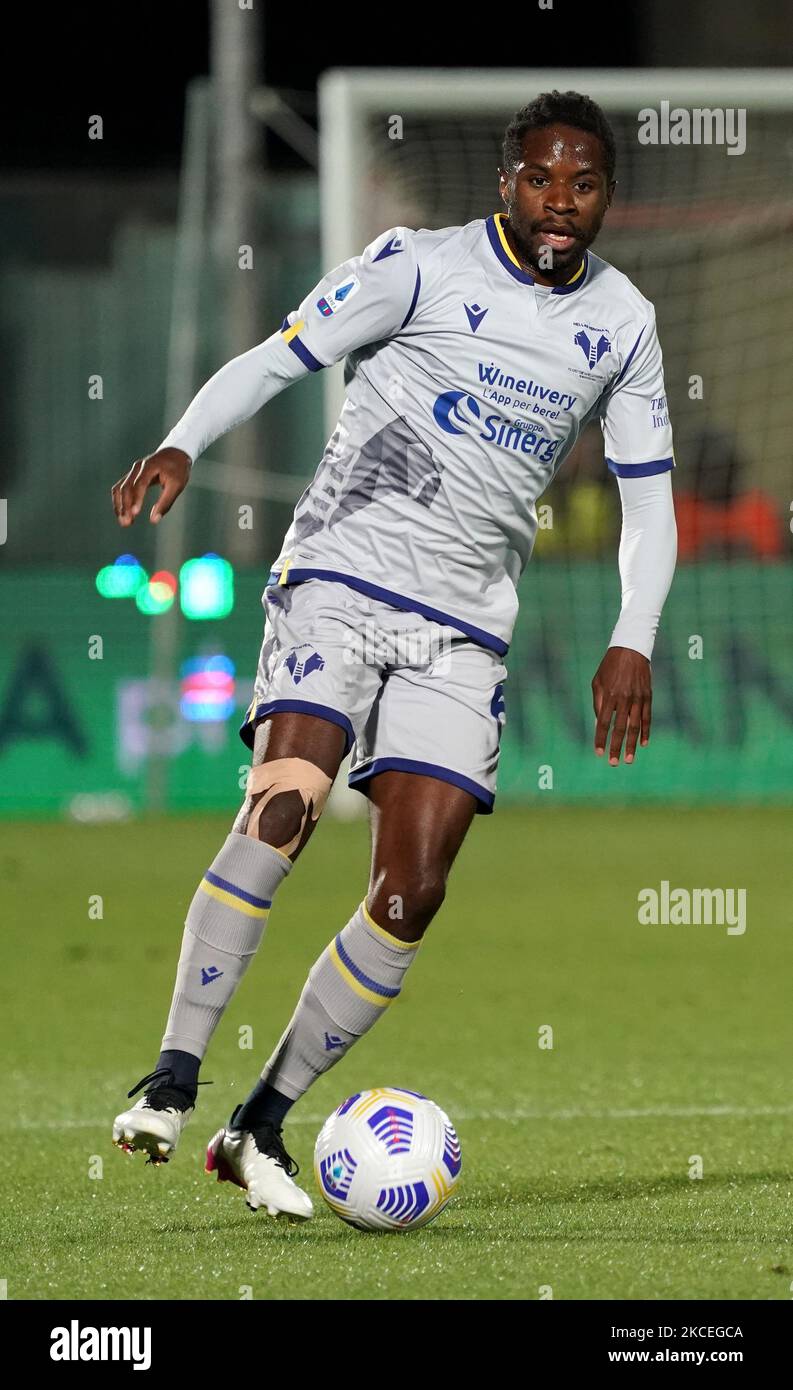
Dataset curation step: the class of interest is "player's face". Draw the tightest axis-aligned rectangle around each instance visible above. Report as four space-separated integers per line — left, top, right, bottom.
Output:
498 124 615 283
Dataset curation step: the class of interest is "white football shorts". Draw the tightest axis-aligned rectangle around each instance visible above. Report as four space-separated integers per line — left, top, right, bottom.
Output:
240 578 507 813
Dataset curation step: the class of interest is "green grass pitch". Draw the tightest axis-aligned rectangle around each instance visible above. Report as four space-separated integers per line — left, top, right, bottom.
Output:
2 805 792 1301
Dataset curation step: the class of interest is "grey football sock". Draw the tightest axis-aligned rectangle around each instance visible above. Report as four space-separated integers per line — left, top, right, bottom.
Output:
160 832 291 1059
257 902 421 1101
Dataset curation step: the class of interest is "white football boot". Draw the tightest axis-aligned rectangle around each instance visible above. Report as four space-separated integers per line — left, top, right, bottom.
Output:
112 1068 195 1165
205 1108 314 1221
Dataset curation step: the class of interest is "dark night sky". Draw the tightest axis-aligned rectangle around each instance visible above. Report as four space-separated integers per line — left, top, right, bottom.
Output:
4 0 641 172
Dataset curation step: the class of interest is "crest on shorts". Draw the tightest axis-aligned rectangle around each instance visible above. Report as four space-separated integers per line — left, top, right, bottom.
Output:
283 645 325 685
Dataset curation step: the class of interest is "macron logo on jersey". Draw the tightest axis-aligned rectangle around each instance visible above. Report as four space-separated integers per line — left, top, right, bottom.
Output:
464 302 489 333
373 234 404 261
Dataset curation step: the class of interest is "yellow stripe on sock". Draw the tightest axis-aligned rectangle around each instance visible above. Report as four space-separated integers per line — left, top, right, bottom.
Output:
361 900 421 949
328 940 396 1008
199 878 270 919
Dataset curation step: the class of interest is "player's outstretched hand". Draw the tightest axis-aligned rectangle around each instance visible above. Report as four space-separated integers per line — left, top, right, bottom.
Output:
111 448 192 527
591 646 652 766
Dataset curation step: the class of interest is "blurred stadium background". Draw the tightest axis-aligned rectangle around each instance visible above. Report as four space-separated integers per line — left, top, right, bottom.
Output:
1 4 792 822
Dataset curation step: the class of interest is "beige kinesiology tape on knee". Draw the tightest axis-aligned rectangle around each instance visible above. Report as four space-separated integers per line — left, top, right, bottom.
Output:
245 758 333 857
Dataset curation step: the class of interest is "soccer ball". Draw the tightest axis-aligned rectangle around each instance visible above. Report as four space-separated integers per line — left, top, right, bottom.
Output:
314 1087 462 1231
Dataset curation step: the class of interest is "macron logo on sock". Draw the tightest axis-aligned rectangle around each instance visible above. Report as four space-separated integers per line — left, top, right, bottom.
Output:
324 1032 345 1051
201 965 224 986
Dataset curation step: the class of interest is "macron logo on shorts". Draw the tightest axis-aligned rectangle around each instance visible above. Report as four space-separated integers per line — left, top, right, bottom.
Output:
283 646 325 685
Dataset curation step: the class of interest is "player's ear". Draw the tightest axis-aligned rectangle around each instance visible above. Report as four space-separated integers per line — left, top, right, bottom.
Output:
606 178 617 208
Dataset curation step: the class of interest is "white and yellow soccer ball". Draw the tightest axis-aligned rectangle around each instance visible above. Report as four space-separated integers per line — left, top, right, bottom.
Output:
314 1087 462 1231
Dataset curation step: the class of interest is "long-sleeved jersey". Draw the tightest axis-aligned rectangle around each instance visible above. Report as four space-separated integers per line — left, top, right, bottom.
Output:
160 213 676 658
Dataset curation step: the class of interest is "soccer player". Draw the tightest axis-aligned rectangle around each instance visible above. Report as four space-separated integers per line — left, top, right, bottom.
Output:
111 90 677 1220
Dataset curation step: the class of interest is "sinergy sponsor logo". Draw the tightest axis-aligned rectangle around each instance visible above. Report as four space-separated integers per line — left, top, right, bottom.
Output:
50 1319 151 1371
433 390 560 464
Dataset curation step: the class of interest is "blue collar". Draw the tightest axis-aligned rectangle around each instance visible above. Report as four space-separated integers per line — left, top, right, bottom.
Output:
485 213 589 295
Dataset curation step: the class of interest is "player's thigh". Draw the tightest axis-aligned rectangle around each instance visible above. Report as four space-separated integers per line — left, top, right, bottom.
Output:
359 640 505 928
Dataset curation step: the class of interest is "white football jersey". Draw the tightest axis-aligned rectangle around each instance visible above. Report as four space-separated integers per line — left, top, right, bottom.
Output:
268 214 674 654
161 213 675 657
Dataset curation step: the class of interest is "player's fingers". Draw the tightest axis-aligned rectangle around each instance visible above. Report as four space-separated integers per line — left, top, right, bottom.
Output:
608 700 630 764
127 459 154 519
117 459 151 526
624 701 642 763
115 475 136 526
640 694 652 747
594 696 615 756
591 677 602 719
150 472 184 524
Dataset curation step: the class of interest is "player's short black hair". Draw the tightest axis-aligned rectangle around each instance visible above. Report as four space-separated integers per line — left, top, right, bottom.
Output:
502 90 617 184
